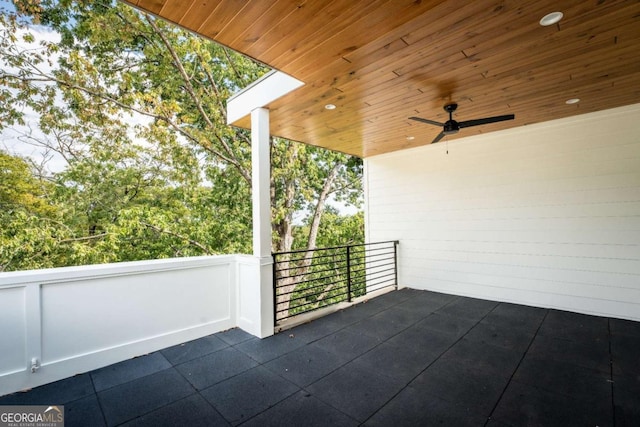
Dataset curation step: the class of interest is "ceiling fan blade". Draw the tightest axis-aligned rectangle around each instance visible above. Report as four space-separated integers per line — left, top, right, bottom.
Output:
431 131 445 144
458 114 515 128
409 116 445 127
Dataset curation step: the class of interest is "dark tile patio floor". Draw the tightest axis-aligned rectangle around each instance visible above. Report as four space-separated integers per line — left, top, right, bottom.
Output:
2 288 639 426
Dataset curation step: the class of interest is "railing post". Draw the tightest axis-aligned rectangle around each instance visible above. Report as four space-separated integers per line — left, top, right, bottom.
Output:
393 240 399 290
346 245 352 302
272 253 277 328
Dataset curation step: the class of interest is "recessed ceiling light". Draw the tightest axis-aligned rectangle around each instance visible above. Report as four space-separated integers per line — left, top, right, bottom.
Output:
565 98 580 104
540 11 563 26
406 136 415 141
324 104 336 110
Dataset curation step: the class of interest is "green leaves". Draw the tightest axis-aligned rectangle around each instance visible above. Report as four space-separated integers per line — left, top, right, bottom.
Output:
1 0 363 272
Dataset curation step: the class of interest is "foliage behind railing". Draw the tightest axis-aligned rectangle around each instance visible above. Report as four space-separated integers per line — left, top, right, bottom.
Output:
273 240 398 325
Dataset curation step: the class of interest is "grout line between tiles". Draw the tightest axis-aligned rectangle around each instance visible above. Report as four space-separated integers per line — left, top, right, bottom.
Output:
483 309 549 426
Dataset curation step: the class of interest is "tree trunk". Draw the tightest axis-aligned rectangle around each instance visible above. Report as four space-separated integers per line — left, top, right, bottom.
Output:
274 164 340 321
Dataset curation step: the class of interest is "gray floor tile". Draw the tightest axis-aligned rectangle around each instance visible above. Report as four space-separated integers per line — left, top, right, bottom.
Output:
241 390 359 427
491 379 613 427
441 337 524 378
613 373 640 427
0 373 94 405
414 312 477 339
120 394 229 427
345 307 418 341
351 298 393 315
235 333 307 364
371 289 413 305
464 321 535 352
411 358 509 416
365 385 487 427
321 304 376 327
393 292 451 316
435 296 498 321
527 333 611 374
482 302 546 332
65 394 106 427
354 340 438 384
418 290 459 305
264 343 345 387
280 317 342 343
306 360 405 422
91 352 171 392
610 318 640 338
514 356 612 403
386 323 456 355
312 329 381 362
611 333 640 376
200 366 299 425
175 347 258 390
161 335 229 365
538 309 609 345
215 328 255 346
98 368 194 426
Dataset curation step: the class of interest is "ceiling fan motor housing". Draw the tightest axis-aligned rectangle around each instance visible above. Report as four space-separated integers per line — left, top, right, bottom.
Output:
443 120 460 135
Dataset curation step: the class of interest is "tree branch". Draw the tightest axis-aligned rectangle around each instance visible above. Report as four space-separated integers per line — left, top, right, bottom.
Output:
141 221 213 255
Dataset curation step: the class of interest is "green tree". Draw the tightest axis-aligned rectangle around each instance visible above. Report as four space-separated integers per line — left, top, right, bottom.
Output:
0 1 363 276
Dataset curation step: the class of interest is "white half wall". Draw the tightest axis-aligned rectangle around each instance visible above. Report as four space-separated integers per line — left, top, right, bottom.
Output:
365 104 640 321
0 254 270 396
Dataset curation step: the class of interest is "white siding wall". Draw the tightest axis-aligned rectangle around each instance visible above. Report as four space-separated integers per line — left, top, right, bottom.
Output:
365 104 640 321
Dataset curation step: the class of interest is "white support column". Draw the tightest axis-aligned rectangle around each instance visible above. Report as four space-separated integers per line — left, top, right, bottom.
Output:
249 107 274 338
251 107 272 258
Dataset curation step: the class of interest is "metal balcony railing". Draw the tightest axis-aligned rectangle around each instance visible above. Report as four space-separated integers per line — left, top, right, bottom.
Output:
272 240 399 326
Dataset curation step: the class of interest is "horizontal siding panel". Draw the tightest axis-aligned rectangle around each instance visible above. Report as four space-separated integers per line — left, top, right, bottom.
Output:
369 202 640 222
366 104 640 320
382 229 640 246
373 217 640 233
401 248 640 275
404 259 640 289
401 240 639 260
369 187 640 212
403 269 640 303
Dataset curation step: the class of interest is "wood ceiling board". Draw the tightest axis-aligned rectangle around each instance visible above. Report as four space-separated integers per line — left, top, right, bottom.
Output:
155 0 197 23
132 0 164 15
219 0 305 55
121 0 640 157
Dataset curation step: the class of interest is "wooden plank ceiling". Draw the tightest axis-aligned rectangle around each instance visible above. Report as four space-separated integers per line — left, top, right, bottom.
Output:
122 0 640 158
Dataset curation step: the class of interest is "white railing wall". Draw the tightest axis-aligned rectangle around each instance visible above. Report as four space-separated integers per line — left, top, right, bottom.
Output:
0 254 266 397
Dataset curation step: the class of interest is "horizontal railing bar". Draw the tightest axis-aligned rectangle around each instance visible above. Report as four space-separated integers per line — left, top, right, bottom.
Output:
275 264 346 282
275 250 348 265
350 272 396 287
277 291 349 314
276 273 346 290
275 249 394 272
365 276 397 289
277 278 348 300
275 261 348 276
367 283 396 293
348 251 396 263
350 262 396 276
278 279 348 299
273 240 398 257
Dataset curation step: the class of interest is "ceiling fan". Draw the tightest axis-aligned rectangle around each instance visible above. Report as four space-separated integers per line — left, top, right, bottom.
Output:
409 103 515 144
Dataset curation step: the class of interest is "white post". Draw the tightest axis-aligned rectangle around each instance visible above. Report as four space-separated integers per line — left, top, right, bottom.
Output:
250 107 274 338
252 108 272 259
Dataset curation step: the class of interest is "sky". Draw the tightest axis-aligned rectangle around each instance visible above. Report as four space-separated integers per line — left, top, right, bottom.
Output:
0 16 68 172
